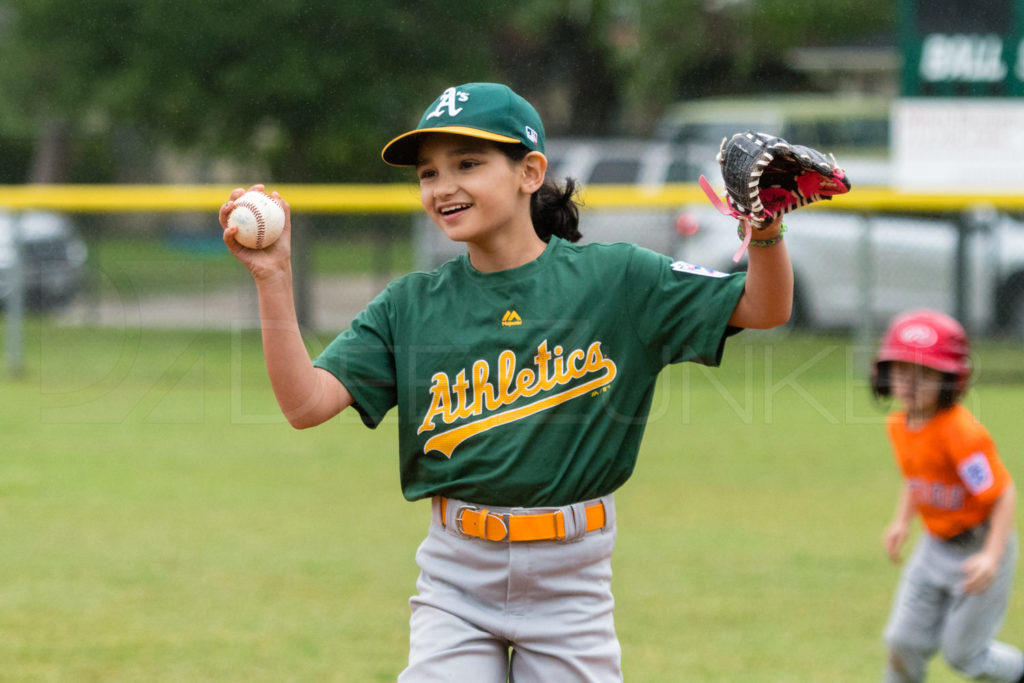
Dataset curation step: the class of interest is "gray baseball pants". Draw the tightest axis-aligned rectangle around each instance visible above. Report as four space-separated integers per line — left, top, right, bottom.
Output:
884 530 1023 682
397 495 621 682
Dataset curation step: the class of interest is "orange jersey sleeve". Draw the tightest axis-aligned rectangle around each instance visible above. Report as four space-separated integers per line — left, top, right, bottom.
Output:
886 404 1012 539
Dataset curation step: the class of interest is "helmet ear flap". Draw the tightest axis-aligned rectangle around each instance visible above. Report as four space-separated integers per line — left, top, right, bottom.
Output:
943 369 970 408
871 361 892 400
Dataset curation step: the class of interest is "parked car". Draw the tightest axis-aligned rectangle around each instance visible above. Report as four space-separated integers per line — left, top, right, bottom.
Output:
0 211 89 311
655 93 891 161
673 203 1024 338
546 137 700 187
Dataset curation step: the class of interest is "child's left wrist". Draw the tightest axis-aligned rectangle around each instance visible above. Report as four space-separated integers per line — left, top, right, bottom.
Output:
739 222 786 247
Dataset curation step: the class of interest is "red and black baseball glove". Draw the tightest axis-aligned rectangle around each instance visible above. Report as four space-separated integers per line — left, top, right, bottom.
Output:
700 130 851 228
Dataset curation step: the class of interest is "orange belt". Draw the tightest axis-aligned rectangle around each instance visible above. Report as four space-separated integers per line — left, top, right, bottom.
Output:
440 497 606 542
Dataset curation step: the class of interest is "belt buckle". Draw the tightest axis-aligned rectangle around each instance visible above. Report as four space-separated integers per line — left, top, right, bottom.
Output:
455 505 509 541
454 504 477 536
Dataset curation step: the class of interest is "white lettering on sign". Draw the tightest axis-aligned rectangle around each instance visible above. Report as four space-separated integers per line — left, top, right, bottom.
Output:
920 33 1008 83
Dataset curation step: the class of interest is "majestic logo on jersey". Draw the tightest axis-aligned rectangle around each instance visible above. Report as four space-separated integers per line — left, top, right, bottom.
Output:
501 310 522 326
417 339 617 458
425 87 469 120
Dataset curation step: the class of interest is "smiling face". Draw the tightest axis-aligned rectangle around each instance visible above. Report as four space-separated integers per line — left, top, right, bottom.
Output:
415 133 543 254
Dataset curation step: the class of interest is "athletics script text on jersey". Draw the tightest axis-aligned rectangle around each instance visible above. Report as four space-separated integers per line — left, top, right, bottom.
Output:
416 339 617 458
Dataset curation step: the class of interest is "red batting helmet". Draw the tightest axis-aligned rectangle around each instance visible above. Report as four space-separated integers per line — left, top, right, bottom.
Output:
875 308 971 380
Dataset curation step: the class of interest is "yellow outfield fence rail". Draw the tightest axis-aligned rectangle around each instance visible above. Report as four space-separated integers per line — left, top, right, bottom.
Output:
1 183 1024 213
3 182 1024 378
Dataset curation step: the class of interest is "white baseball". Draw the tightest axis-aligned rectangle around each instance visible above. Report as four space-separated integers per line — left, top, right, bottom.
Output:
228 191 285 249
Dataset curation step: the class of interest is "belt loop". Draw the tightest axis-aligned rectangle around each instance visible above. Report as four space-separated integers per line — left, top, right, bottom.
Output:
432 496 445 529
595 495 614 531
438 497 473 537
558 502 588 543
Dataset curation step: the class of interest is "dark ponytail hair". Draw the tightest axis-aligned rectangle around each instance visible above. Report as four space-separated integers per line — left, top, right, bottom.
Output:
871 361 961 411
500 143 582 243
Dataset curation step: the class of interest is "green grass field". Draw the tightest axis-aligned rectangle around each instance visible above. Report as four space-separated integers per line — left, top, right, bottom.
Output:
2 321 1023 681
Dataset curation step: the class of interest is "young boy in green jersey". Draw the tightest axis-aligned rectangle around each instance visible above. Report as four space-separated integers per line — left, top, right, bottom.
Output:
220 82 793 681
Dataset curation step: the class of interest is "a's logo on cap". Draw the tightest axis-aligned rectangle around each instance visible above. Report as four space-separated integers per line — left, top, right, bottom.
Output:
899 324 938 348
426 87 469 121
524 126 538 144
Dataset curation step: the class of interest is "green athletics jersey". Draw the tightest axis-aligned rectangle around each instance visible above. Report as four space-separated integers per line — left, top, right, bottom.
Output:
313 237 746 507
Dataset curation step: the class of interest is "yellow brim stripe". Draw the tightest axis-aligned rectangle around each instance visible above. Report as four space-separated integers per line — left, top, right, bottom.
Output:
381 126 524 167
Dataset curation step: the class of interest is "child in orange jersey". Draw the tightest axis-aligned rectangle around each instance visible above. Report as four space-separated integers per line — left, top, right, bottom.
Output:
872 309 1024 683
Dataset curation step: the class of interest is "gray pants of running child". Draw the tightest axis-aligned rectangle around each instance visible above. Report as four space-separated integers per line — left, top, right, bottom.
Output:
884 530 1023 682
397 495 621 682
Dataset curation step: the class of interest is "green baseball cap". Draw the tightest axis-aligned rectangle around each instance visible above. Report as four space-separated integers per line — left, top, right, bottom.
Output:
381 82 546 167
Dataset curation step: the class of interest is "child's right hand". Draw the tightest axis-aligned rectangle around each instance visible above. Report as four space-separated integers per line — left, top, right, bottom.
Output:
962 550 999 594
219 184 292 281
882 522 909 564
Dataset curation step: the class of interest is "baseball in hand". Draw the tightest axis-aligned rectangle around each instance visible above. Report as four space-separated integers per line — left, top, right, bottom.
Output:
228 191 285 249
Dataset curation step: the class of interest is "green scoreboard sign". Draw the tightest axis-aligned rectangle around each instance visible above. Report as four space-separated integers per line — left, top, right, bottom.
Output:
900 0 1024 96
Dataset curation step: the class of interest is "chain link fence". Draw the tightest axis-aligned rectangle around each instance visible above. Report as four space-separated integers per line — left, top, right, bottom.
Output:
3 184 1024 379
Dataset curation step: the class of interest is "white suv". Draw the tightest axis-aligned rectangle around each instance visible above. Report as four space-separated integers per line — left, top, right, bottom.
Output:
674 203 1024 337
545 138 1024 339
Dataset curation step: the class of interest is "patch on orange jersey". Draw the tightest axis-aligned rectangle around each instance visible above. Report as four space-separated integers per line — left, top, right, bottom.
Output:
958 452 995 495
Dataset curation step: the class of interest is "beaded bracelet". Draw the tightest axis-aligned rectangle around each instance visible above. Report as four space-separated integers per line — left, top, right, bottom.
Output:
737 222 787 247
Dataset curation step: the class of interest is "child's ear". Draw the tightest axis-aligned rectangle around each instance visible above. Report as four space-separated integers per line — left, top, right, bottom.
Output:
521 151 547 193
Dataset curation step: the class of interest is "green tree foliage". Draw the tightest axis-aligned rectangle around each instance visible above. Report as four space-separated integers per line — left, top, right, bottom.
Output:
609 0 894 126
0 0 894 183
0 1 511 181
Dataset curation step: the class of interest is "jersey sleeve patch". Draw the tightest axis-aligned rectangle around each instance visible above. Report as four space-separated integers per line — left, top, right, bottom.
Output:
670 260 729 278
958 451 995 495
